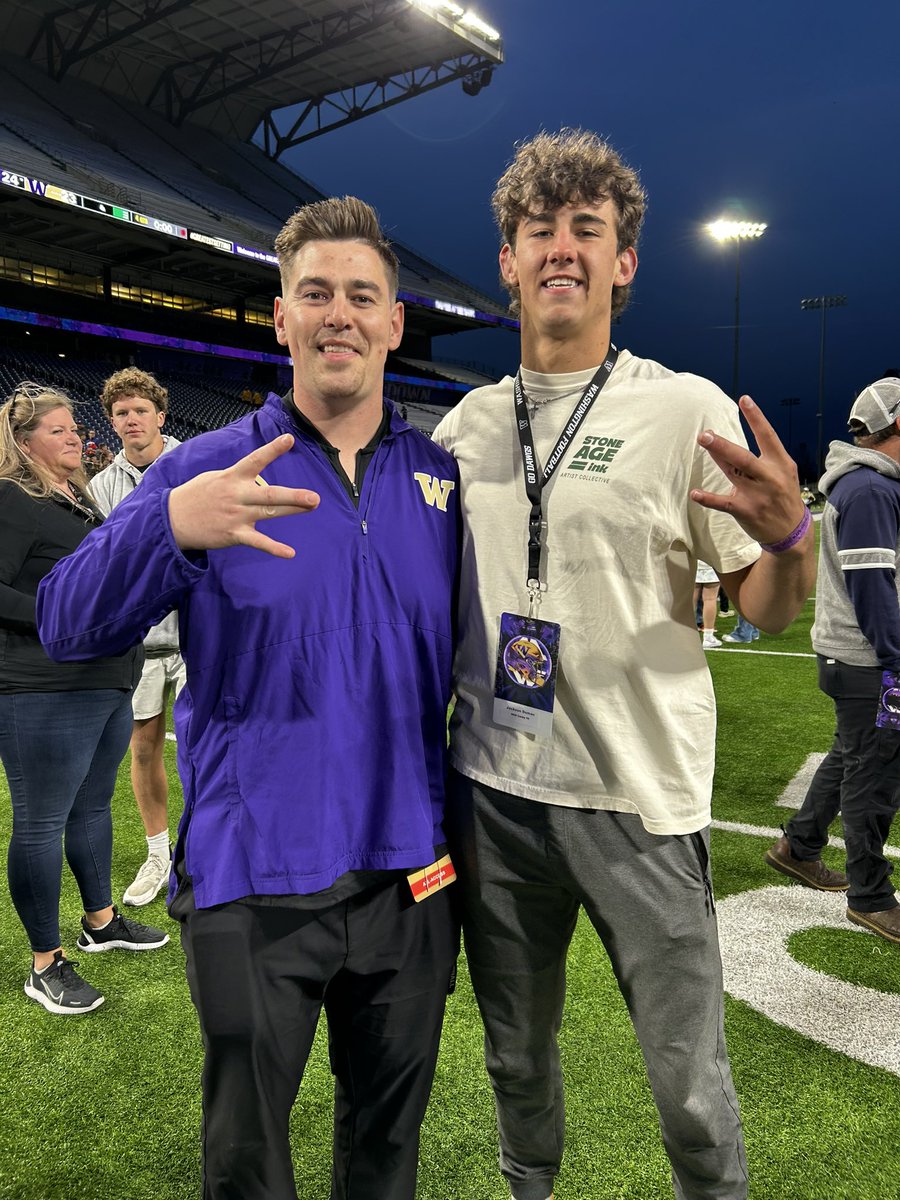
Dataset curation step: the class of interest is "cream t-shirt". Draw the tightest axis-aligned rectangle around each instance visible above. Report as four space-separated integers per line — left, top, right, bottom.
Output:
433 349 760 834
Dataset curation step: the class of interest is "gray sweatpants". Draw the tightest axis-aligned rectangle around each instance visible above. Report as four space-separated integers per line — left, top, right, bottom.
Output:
446 770 747 1200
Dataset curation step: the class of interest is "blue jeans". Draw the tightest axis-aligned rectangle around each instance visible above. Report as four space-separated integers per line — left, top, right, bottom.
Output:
0 689 133 952
734 615 758 639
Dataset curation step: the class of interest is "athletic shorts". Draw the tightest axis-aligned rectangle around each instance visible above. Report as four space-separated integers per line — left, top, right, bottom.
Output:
695 560 719 586
132 652 187 721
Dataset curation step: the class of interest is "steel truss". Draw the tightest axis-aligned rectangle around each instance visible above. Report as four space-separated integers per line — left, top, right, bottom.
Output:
28 0 194 81
262 56 495 157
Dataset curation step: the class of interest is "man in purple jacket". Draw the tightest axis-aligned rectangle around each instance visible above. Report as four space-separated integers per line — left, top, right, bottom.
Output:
38 197 460 1200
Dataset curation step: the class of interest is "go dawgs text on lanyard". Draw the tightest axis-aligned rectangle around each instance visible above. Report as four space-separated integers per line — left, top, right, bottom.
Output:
513 344 619 613
492 346 618 739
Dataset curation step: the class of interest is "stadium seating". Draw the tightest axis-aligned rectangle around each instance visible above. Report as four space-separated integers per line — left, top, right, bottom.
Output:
0 347 260 443
1 51 507 317
1 346 451 439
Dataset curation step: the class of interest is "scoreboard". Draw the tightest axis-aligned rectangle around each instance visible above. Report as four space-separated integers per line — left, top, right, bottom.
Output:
1 167 278 266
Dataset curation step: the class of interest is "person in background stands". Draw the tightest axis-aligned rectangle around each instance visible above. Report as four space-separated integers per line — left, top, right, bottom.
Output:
767 377 900 944
694 559 722 648
92 367 184 907
0 383 167 1016
723 613 760 643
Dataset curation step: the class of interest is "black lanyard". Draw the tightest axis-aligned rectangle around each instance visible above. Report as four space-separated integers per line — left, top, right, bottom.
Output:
513 345 618 608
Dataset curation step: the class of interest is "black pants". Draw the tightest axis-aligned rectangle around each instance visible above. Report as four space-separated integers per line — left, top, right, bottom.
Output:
180 881 458 1200
788 656 900 911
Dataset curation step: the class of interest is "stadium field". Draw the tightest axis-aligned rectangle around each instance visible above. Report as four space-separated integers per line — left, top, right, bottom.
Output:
2 592 899 1200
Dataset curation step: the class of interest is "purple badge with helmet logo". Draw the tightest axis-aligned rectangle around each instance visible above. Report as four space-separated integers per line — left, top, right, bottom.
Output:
876 670 900 731
493 612 561 738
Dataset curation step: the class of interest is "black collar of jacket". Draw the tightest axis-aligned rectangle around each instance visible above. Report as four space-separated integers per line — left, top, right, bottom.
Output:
280 390 391 507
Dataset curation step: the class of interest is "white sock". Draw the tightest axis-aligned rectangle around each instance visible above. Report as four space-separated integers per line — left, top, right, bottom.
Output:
147 830 170 860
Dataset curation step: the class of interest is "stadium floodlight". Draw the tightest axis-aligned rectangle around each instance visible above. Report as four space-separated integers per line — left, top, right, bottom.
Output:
414 0 465 16
800 295 848 311
705 216 767 399
801 295 848 472
408 1 501 43
459 12 502 41
706 220 767 242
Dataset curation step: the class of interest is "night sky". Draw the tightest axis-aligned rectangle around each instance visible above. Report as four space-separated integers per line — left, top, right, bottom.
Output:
284 0 899 482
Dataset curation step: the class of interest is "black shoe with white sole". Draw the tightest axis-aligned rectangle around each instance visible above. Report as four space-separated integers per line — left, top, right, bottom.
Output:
25 951 104 1014
76 906 169 953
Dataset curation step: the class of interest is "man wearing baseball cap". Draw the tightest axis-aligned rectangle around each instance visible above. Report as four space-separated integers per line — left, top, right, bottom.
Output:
766 377 900 944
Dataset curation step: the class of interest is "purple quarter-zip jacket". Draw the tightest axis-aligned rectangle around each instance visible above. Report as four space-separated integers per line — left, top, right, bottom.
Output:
37 393 460 908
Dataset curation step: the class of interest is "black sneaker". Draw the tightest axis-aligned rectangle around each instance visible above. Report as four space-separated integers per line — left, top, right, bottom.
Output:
76 906 169 953
24 951 105 1014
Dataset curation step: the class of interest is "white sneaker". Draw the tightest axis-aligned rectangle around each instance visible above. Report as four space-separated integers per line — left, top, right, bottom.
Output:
123 852 171 907
702 632 722 649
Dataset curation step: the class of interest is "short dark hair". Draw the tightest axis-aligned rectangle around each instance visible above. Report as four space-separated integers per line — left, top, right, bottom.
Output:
853 424 898 447
274 196 399 299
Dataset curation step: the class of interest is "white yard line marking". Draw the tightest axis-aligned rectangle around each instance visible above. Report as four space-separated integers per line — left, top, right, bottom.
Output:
711 818 900 859
709 648 816 657
775 752 826 807
717 885 900 1078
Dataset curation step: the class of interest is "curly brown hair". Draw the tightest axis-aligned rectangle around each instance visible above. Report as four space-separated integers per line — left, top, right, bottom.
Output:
492 128 647 319
274 196 399 299
100 368 168 417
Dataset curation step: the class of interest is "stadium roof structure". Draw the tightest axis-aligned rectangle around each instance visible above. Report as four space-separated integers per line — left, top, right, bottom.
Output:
0 1 514 391
0 0 503 148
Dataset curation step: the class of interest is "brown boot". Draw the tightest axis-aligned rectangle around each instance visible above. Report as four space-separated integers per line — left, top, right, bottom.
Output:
847 906 900 944
765 836 849 891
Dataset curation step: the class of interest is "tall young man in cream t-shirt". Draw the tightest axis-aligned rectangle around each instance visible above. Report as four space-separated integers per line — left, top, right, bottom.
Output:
433 129 815 1200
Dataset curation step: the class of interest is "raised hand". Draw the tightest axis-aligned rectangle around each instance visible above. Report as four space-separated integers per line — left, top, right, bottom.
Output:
690 395 808 545
168 434 320 559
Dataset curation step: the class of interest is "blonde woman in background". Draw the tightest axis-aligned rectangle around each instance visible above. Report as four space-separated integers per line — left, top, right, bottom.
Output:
0 383 168 1015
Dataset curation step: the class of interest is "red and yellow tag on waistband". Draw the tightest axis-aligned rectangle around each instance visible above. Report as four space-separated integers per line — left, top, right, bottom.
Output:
407 854 456 903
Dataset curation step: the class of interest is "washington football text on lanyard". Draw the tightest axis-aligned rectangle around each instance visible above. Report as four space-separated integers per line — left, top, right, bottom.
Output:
512 345 619 615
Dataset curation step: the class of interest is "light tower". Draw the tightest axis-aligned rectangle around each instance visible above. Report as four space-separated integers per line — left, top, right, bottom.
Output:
800 295 848 472
706 219 767 401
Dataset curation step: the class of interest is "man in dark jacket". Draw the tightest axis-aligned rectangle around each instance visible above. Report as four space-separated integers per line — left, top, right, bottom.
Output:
37 197 461 1200
767 378 900 944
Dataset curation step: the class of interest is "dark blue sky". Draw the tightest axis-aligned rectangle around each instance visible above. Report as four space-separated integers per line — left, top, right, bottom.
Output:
287 0 899 479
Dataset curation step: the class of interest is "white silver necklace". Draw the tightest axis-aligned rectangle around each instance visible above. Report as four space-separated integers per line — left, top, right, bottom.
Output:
525 385 584 412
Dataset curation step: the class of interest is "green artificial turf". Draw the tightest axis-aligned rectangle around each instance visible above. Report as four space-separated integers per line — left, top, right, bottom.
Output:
2 580 900 1198
787 928 900 996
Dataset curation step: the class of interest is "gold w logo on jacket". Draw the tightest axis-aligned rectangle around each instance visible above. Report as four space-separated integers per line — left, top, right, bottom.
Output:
413 473 456 512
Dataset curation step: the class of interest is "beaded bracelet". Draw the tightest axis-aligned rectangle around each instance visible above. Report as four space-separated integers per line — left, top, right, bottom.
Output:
760 506 812 554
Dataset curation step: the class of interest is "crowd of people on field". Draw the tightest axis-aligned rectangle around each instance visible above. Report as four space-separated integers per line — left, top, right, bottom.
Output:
2 130 899 1200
